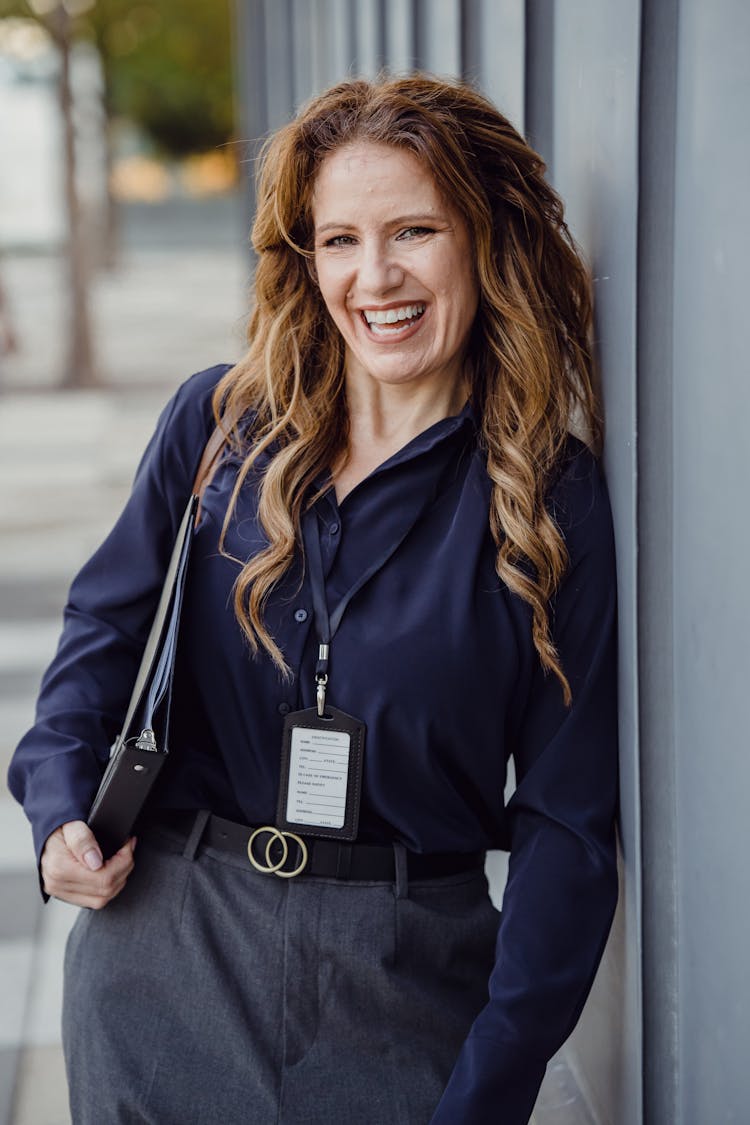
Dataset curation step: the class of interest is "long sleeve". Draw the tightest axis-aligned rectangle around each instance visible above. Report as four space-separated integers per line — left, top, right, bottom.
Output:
430 449 619 1124
7 365 227 867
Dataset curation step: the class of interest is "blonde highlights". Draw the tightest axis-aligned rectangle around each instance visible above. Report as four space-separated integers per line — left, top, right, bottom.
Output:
215 75 600 703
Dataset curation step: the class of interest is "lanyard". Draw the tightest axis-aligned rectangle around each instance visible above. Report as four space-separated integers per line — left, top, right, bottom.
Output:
301 504 421 716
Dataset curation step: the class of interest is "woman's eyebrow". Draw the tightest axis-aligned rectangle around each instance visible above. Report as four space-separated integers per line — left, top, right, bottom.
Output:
315 222 357 235
315 213 444 235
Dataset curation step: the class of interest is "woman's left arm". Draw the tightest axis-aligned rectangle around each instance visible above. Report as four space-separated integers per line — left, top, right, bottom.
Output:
7 365 229 874
431 448 619 1125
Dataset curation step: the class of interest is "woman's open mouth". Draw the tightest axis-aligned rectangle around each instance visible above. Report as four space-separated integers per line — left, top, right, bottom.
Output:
361 303 426 338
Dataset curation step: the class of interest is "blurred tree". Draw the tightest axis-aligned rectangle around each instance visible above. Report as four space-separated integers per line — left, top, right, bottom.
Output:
52 1 96 387
1 0 235 156
89 0 234 157
85 0 235 262
0 0 235 387
0 1 97 386
81 0 234 262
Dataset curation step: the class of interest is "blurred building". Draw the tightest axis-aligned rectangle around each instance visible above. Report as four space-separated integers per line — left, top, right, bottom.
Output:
0 22 64 249
0 18 106 252
233 3 750 1124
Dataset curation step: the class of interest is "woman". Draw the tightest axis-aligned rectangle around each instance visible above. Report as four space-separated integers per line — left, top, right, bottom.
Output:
9 75 618 1124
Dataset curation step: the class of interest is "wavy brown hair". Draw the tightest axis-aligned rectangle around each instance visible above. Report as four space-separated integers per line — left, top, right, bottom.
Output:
214 74 601 705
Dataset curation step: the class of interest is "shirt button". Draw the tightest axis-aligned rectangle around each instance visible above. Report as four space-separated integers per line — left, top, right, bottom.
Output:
329 522 340 535
278 702 291 715
294 608 308 623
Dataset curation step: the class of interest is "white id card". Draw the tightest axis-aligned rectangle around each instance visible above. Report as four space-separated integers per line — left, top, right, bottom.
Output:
285 726 350 829
277 705 365 841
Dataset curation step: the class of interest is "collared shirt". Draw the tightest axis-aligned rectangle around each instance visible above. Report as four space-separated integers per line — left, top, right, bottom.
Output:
8 363 618 1124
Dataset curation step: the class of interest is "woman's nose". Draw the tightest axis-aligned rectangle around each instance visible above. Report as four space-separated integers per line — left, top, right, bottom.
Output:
356 240 404 295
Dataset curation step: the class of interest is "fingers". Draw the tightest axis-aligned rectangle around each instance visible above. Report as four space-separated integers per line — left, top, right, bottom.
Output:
41 823 137 908
61 820 103 871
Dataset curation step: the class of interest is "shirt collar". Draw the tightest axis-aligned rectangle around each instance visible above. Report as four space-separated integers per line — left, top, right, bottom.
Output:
382 397 477 468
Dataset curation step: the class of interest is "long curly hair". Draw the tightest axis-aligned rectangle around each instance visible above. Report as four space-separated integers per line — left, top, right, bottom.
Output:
214 74 601 705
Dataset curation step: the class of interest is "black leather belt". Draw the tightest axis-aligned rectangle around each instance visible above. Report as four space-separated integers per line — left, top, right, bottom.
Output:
149 810 485 882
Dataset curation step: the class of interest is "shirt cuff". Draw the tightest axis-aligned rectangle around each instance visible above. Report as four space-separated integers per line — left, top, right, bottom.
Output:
22 750 103 871
429 1034 546 1125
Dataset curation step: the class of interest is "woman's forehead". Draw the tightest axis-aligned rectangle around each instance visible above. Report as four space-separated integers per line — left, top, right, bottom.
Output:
311 142 446 221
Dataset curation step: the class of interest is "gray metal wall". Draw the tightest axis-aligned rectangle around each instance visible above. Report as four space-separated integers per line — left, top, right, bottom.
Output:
233 1 750 1121
640 0 750 1121
536 6 642 1121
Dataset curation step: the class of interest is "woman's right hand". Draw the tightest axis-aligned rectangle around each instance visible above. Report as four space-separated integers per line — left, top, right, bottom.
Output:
41 821 136 909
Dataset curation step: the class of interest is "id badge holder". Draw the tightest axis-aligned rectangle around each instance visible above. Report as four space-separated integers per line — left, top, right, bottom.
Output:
276 705 365 842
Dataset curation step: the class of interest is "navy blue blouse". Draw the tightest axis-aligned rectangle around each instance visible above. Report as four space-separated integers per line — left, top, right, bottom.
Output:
9 363 618 1124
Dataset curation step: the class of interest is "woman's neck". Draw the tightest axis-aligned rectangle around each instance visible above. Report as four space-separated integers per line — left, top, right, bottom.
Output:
333 368 468 502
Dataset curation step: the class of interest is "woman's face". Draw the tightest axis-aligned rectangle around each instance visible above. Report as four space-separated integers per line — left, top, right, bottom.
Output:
312 142 479 397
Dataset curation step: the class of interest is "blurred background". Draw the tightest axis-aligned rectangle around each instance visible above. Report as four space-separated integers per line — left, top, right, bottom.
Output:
1 2 749 1125
0 3 247 1123
0 0 247 393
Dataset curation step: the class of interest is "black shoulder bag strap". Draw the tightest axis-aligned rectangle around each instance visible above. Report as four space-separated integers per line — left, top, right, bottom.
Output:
88 412 235 857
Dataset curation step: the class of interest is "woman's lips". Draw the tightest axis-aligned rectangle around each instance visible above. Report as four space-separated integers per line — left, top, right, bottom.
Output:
359 304 427 340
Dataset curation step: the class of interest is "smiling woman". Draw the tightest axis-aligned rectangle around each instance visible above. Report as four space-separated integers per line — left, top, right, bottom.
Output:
9 75 618 1125
312 142 479 496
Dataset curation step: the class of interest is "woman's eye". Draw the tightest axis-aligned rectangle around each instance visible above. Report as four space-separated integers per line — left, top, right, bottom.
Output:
397 226 434 240
323 234 356 247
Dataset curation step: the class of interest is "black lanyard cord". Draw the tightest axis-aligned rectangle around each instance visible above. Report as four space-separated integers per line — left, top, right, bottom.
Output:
301 508 331 715
301 503 427 715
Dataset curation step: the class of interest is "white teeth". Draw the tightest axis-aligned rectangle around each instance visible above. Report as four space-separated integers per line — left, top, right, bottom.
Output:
363 304 425 325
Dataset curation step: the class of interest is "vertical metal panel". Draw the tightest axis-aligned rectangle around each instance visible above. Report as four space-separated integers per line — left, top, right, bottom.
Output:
413 0 461 76
473 0 525 132
347 0 359 72
671 1 750 1120
291 0 314 106
637 3 679 1121
524 0 555 170
412 0 425 66
460 0 481 78
306 0 352 99
541 3 643 1123
385 0 416 72
232 0 267 140
353 0 386 76
461 0 526 143
460 0 525 131
315 0 353 89
263 0 296 129
233 0 269 234
308 0 328 98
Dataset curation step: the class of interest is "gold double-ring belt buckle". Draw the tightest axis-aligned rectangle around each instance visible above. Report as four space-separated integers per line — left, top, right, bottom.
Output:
247 826 309 879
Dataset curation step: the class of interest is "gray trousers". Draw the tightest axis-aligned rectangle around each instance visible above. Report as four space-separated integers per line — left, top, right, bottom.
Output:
63 819 500 1124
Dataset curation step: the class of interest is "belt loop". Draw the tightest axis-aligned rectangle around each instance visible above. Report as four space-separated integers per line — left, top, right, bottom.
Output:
183 809 210 861
393 842 409 900
335 843 353 880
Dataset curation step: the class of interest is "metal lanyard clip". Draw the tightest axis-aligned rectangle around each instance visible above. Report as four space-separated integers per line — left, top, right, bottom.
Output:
316 644 329 716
